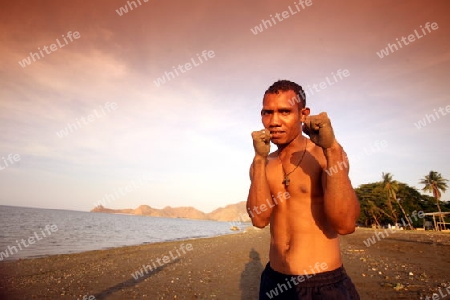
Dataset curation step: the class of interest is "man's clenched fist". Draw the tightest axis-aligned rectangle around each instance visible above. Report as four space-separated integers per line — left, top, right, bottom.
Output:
251 129 271 157
303 112 336 149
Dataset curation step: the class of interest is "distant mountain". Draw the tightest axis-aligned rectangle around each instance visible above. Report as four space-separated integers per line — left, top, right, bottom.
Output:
91 202 251 222
133 205 170 217
162 206 208 220
208 202 250 222
90 206 134 214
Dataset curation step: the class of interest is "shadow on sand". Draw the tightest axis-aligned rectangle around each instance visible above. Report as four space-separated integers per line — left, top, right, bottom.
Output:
93 258 180 299
240 248 264 300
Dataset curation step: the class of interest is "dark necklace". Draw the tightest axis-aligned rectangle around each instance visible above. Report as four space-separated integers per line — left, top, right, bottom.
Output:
278 139 308 187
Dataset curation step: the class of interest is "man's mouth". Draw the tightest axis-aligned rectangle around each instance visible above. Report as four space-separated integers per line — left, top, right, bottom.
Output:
270 130 285 136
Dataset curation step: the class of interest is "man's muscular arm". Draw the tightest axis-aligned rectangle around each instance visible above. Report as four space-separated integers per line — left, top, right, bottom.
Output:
247 129 275 228
304 113 360 235
322 142 360 234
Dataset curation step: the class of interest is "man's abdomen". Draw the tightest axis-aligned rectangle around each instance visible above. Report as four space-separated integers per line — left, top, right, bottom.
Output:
269 214 343 275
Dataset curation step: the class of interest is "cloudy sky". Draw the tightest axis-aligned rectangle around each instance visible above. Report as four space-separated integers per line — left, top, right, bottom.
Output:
1 0 449 212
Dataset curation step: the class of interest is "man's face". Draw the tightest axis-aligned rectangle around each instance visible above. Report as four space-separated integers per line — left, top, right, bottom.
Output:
261 90 309 146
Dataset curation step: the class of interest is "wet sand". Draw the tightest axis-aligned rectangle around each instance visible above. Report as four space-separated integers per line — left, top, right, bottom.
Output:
0 227 449 299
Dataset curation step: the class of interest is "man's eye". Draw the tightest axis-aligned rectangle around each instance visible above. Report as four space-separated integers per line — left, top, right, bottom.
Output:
261 110 271 115
281 110 290 115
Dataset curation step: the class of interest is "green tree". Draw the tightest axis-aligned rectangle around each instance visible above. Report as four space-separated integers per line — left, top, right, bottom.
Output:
419 171 449 230
396 184 430 228
382 172 414 230
356 182 395 227
356 181 434 228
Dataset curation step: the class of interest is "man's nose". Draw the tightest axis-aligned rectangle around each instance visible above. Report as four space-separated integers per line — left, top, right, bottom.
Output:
269 113 281 126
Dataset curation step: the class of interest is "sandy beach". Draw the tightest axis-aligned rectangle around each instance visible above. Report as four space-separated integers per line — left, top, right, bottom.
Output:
1 227 449 300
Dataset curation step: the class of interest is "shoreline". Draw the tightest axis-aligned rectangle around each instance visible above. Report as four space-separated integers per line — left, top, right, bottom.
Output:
0 225 250 263
1 227 449 299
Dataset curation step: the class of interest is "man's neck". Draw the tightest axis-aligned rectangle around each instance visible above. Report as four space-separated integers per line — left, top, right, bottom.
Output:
277 134 307 158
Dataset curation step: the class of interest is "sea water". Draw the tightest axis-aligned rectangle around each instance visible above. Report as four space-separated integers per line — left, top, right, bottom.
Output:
0 205 242 261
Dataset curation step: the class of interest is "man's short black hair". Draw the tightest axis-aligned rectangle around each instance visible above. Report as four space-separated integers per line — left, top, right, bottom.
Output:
264 80 306 108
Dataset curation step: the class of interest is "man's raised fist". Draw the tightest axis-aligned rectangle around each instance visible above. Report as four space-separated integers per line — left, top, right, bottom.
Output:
303 112 336 149
251 129 271 157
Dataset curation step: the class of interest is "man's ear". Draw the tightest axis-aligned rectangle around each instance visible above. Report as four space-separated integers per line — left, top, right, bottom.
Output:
299 107 310 123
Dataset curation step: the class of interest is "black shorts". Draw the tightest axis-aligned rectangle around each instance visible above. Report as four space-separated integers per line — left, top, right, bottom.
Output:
259 263 360 300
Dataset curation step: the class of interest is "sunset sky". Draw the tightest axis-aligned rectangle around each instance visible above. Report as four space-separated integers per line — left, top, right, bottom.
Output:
1 0 449 212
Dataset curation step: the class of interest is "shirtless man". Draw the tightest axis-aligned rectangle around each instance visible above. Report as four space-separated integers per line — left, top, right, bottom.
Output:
247 80 360 299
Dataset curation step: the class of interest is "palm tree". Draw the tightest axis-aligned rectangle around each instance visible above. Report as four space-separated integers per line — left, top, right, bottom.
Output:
419 171 449 230
366 200 382 228
382 173 414 230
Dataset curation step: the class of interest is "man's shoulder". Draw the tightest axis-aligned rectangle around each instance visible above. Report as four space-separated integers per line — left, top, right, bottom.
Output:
305 138 328 169
267 150 279 158
303 137 323 153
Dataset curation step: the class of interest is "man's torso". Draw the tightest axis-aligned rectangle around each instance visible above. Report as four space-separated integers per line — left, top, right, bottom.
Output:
266 137 342 275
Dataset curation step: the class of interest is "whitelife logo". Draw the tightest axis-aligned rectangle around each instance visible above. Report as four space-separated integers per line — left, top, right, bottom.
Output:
131 243 193 280
55 102 118 138
421 285 450 300
153 50 215 87
363 211 425 247
0 154 20 171
414 105 450 129
324 140 388 176
115 0 149 16
0 224 59 261
265 262 328 299
18 31 81 68
93 176 151 208
250 0 313 35
287 69 350 104
376 22 439 58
